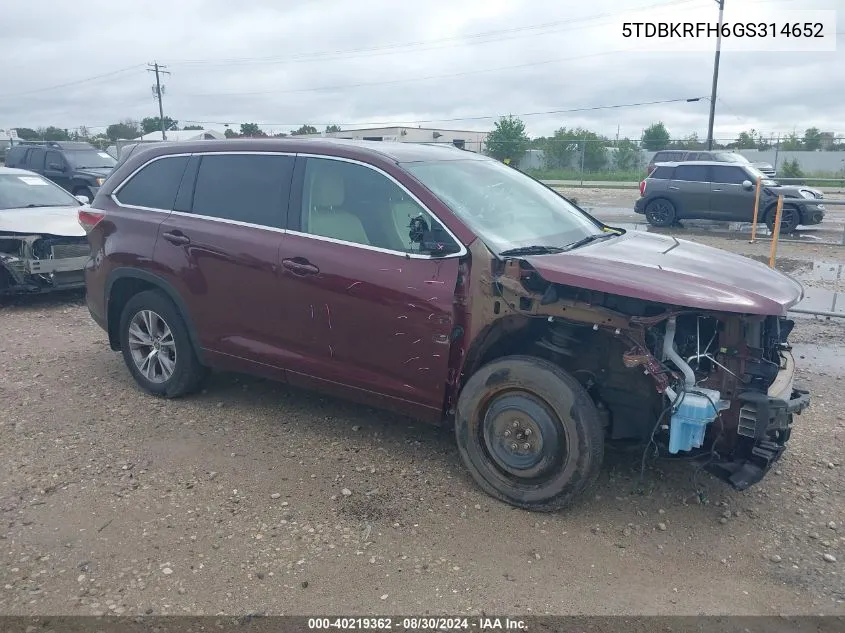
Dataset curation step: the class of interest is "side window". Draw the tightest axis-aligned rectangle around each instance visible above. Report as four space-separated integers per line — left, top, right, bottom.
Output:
115 156 189 210
699 152 714 160
686 152 700 160
27 148 45 170
650 166 674 179
299 157 457 255
674 165 709 182
190 154 293 228
711 166 748 185
45 151 63 170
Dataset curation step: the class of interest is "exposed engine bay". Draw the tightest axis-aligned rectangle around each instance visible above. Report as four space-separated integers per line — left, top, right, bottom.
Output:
471 256 810 492
0 233 90 294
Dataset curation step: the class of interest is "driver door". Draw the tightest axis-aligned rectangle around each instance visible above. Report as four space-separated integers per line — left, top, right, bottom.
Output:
276 156 463 419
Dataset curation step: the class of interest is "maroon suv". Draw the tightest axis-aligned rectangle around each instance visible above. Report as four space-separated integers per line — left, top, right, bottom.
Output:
81 139 810 511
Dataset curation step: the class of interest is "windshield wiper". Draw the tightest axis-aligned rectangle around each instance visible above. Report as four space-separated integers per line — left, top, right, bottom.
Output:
562 232 618 251
499 245 567 256
24 204 66 208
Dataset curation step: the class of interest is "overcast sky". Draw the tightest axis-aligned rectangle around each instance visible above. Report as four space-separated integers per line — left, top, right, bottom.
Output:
1 0 842 142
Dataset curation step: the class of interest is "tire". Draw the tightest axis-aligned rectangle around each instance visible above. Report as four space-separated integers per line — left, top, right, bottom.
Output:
73 186 94 202
118 290 206 397
644 199 676 227
765 204 800 234
454 355 605 512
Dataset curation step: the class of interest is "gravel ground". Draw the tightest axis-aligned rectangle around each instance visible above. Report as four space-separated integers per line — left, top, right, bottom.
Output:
1 226 843 617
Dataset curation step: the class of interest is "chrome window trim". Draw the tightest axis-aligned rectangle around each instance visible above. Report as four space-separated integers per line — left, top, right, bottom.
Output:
169 210 287 234
294 152 468 260
111 149 468 259
111 152 192 211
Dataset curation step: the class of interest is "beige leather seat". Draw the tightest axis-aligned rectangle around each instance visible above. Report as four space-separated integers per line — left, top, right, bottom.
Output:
307 166 370 245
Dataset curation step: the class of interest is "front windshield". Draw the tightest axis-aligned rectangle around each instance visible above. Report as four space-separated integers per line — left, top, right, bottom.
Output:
744 164 777 184
404 158 604 254
0 173 80 209
714 152 749 164
64 150 117 169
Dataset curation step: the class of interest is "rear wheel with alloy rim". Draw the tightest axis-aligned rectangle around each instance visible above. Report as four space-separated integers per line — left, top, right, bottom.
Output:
644 199 676 227
119 290 206 397
455 355 604 511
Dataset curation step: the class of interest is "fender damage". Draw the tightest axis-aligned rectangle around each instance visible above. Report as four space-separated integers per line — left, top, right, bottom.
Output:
453 234 810 492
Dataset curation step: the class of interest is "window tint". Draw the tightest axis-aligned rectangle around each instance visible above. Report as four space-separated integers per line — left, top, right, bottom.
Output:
191 154 293 228
45 151 63 169
674 165 709 182
300 157 456 254
711 166 749 185
115 156 189 210
27 148 45 170
655 151 683 162
650 166 674 179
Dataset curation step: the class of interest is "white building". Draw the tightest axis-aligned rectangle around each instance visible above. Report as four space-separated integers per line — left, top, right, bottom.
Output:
303 126 489 151
133 128 227 142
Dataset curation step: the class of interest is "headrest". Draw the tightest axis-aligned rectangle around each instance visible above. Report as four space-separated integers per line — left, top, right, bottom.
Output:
312 166 345 208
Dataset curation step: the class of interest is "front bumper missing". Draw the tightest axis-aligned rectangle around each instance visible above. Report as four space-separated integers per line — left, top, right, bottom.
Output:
704 351 810 491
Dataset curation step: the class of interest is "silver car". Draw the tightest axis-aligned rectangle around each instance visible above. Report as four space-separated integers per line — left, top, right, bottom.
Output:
0 167 91 294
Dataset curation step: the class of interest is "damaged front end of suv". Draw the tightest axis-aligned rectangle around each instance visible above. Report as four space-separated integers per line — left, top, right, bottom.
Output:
458 232 810 493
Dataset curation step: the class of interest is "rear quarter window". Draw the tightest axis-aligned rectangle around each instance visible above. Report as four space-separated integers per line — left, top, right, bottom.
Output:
114 156 190 210
649 166 674 179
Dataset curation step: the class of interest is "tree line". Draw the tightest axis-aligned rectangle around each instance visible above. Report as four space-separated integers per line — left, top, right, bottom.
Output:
483 116 843 169
8 119 344 148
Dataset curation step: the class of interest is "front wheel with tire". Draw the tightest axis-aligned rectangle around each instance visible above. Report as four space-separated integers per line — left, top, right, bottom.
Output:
454 355 605 512
644 199 676 227
118 290 206 397
766 204 800 234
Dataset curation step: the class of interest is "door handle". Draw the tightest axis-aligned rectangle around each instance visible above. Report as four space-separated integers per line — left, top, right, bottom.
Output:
162 231 190 245
668 186 679 190
712 188 722 192
282 258 319 275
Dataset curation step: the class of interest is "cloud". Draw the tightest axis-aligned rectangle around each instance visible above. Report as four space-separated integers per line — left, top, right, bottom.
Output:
0 0 840 141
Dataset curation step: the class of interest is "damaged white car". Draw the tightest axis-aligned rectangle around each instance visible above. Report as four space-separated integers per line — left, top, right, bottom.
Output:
0 167 91 294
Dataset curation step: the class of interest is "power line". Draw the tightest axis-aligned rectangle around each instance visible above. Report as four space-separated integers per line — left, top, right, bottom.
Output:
168 0 698 67
147 62 171 141
180 96 707 128
177 48 639 98
0 64 146 99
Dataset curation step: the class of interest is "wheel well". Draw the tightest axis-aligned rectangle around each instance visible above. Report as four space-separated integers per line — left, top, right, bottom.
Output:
107 277 157 348
459 317 661 441
765 201 802 222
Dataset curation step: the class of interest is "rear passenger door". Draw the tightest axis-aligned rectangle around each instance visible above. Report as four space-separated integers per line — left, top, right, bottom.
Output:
26 148 46 175
152 151 295 370
710 165 755 220
669 164 711 219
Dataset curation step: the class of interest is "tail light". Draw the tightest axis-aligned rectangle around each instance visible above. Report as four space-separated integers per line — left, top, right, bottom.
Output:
639 180 647 196
78 209 105 234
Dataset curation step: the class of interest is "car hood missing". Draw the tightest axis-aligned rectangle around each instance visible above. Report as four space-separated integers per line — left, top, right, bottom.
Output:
524 230 803 316
0 205 86 237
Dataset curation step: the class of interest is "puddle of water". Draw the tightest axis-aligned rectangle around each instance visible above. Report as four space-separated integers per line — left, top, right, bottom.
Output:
747 256 844 281
791 343 845 377
794 286 844 316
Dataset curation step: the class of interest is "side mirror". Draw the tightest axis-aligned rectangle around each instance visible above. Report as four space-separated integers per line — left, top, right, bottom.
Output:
742 180 753 190
48 162 64 171
75 195 90 204
408 215 460 256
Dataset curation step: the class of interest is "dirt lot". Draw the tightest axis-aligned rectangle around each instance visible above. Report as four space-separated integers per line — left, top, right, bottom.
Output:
1 209 844 617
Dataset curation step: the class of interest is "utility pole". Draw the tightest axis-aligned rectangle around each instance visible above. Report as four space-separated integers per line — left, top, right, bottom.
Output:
706 0 725 150
147 62 170 141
